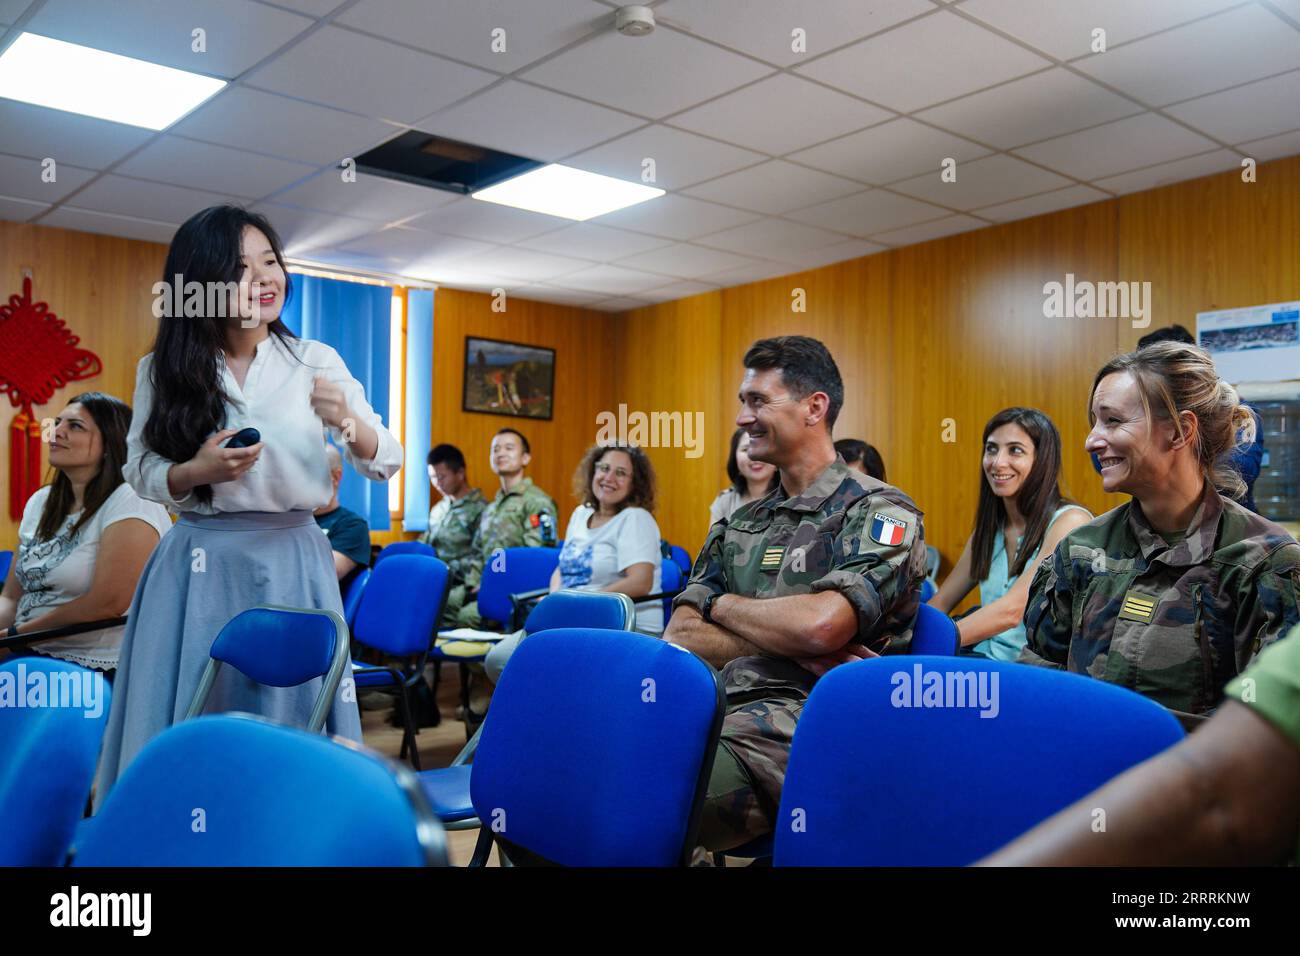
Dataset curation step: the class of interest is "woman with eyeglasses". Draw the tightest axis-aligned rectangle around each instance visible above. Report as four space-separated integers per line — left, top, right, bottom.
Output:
484 443 662 682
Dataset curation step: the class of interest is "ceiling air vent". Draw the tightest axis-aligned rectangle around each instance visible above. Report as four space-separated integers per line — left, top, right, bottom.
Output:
352 131 543 195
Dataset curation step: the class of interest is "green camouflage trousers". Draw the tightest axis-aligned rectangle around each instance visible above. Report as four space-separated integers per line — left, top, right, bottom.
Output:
441 583 484 630
696 695 803 853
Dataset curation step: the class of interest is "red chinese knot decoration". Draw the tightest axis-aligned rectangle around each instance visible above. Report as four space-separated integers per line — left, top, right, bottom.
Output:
0 276 102 519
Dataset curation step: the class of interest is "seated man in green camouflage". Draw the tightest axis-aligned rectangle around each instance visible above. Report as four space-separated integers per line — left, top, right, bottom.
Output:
983 625 1300 865
667 335 926 854
418 443 487 586
445 427 558 629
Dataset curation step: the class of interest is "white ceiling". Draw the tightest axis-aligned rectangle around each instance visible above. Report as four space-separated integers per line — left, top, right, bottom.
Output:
1 0 1298 311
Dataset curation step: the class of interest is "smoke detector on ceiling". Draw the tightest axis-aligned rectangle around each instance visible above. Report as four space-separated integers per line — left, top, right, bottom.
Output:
616 5 655 36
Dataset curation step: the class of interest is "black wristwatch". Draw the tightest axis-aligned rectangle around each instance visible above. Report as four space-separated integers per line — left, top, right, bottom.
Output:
701 591 722 624
6 624 17 638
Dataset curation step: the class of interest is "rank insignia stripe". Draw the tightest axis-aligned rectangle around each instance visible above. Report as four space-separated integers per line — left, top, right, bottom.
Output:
760 547 784 569
1118 589 1158 623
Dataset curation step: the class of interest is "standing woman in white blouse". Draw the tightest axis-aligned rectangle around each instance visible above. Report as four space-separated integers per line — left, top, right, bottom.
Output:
95 205 402 798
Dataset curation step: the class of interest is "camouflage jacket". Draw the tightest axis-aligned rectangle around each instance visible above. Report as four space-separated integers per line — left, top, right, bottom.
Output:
463 477 558 589
674 457 926 699
1022 485 1300 716
418 488 487 583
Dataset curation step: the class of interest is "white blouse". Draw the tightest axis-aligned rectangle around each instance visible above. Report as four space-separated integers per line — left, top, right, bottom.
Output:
125 334 402 514
16 483 172 669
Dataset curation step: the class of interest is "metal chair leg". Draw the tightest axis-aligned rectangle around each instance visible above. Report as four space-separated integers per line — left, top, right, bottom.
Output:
469 829 494 867
398 682 422 771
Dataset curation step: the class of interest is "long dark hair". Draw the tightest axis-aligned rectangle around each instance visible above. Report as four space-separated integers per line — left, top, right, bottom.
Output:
969 407 1072 581
37 392 133 541
726 427 779 497
142 205 296 505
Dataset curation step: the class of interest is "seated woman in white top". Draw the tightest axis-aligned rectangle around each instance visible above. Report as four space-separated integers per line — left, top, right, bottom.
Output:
928 407 1092 660
484 444 662 684
94 205 402 802
0 393 171 676
708 428 779 526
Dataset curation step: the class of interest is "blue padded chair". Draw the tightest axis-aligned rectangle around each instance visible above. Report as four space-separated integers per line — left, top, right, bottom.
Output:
919 577 936 603
0 657 111 865
773 657 1185 866
185 606 350 733
417 589 635 836
373 540 436 564
468 627 724 866
658 557 683 623
350 555 451 770
431 546 561 731
911 603 959 655
342 567 370 630
74 714 446 866
0 549 12 584
475 546 562 630
669 544 692 576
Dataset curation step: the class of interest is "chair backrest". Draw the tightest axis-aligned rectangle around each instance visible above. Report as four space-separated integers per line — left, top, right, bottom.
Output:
774 657 1185 866
471 628 724 866
74 714 446 866
352 554 450 657
0 549 12 584
522 589 634 635
342 567 371 629
0 658 111 865
660 557 683 621
919 577 936 603
910 603 958 655
669 544 692 576
476 546 561 628
185 606 350 733
374 540 436 564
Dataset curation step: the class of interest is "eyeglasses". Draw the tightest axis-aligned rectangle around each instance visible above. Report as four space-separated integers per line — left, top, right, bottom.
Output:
594 462 632 481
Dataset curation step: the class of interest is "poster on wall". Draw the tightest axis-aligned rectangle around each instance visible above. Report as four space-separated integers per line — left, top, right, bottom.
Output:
1196 300 1300 384
462 335 555 420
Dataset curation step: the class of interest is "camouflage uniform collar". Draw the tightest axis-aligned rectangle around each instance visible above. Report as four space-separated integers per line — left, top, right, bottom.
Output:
451 488 486 509
1127 483 1223 567
760 456 850 514
494 476 533 502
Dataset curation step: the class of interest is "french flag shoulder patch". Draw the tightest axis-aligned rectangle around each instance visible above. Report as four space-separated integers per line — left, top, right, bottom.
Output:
868 512 908 547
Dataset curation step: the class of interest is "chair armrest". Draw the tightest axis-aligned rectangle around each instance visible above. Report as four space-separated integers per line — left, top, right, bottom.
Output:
508 588 551 630
0 616 128 653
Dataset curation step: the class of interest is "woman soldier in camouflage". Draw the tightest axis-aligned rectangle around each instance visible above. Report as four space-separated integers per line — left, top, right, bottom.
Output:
1022 342 1300 722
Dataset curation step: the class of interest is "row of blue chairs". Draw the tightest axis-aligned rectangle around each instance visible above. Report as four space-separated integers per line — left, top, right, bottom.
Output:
2 556 979 866
10 628 1180 866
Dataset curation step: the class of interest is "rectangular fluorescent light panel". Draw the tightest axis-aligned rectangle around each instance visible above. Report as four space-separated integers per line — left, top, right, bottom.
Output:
471 164 664 220
0 33 226 130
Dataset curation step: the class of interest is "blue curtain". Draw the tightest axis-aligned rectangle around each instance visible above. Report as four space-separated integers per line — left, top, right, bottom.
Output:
403 289 434 532
281 274 393 531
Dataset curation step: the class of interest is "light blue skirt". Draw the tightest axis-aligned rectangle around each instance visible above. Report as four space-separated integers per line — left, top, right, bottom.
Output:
93 510 362 806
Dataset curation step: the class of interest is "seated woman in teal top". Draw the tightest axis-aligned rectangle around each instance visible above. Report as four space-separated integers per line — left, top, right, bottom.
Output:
928 407 1092 659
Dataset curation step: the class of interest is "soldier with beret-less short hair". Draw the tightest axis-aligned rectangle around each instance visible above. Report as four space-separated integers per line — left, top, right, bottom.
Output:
1023 342 1300 723
668 335 926 854
445 427 557 629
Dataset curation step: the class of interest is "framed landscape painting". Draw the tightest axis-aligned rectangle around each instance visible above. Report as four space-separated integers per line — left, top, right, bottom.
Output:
462 335 555 420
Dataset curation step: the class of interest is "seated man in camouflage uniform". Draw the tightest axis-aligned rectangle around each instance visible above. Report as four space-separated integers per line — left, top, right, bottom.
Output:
668 335 926 854
418 443 487 587
445 427 558 629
